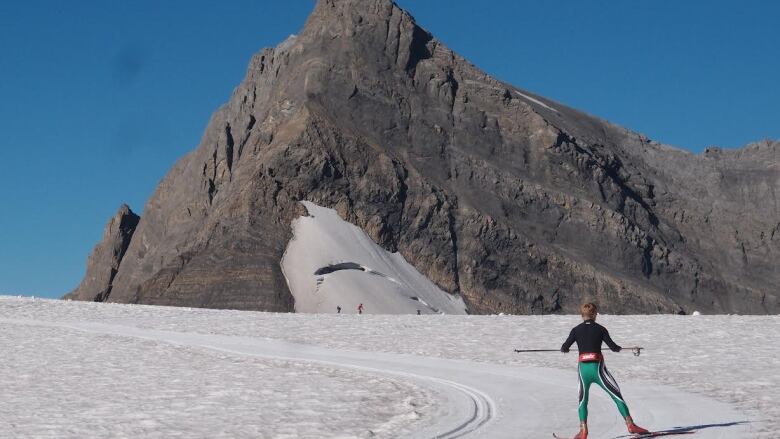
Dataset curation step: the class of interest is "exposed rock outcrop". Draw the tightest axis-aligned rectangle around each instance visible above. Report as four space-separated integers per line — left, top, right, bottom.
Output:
65 205 140 302
66 0 779 314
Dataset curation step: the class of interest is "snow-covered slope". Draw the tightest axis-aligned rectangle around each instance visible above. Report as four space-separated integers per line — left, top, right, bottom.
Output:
1 297 773 438
281 201 467 314
0 321 437 438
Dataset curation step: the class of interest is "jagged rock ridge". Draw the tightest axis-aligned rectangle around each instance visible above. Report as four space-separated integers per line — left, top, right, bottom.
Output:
66 0 780 314
66 205 140 302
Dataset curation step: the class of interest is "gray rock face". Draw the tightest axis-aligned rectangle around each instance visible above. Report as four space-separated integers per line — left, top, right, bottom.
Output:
67 0 779 314
65 205 140 302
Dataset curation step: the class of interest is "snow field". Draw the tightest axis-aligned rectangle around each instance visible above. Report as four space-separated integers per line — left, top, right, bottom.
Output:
0 320 438 438
1 297 774 437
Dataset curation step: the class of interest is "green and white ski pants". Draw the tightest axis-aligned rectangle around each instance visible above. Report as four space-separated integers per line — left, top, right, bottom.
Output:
578 360 630 422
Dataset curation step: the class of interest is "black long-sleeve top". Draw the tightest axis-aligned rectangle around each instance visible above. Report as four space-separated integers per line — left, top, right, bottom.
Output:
560 319 622 353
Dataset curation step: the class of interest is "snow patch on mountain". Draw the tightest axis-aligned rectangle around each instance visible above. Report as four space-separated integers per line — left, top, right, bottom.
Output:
281 201 468 314
276 34 297 52
514 90 559 113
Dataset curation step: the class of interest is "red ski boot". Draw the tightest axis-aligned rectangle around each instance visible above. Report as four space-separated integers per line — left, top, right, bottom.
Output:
627 422 650 435
573 422 588 439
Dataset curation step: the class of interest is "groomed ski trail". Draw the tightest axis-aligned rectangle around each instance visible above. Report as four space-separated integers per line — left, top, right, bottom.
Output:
1 318 754 438
3 318 492 439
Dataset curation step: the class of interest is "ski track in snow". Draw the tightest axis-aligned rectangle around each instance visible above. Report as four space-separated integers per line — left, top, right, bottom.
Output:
0 323 443 439
0 319 487 439
0 297 771 438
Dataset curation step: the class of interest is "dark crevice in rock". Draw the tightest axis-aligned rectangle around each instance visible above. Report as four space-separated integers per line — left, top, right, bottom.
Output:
447 68 459 116
641 239 654 278
207 148 218 203
207 179 216 203
225 123 235 174
238 115 256 159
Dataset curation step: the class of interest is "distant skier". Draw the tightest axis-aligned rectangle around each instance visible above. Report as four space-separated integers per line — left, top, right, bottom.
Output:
560 303 649 439
357 303 364 314
417 309 421 315
337 306 341 314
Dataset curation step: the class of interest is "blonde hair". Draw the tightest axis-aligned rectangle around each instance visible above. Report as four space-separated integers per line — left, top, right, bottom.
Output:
580 302 598 319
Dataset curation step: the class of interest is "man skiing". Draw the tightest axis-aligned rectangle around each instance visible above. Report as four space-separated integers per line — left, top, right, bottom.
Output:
357 303 364 314
560 303 649 439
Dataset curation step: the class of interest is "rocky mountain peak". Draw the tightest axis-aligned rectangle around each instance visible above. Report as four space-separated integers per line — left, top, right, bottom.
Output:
66 2 779 314
297 0 434 78
306 0 407 34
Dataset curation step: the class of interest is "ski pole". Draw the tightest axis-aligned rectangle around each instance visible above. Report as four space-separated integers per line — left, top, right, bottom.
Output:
513 349 560 353
514 347 644 356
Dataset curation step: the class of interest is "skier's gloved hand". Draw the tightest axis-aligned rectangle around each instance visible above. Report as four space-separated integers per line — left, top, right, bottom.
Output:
560 347 569 353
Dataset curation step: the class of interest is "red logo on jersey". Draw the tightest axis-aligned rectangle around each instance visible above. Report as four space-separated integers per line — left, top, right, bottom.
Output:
578 353 603 362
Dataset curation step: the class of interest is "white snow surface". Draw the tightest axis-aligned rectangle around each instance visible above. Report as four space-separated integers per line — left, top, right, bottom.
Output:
1 297 773 438
281 201 467 315
514 90 560 113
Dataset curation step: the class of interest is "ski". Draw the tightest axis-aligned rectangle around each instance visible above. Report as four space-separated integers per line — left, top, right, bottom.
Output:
613 431 696 438
633 432 695 438
555 431 695 439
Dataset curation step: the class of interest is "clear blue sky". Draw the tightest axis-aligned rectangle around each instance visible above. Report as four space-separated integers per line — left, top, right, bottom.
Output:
1 1 778 298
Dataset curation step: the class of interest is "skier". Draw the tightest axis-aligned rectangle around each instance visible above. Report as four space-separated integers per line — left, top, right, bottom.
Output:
560 303 649 439
357 303 364 314
336 305 341 314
